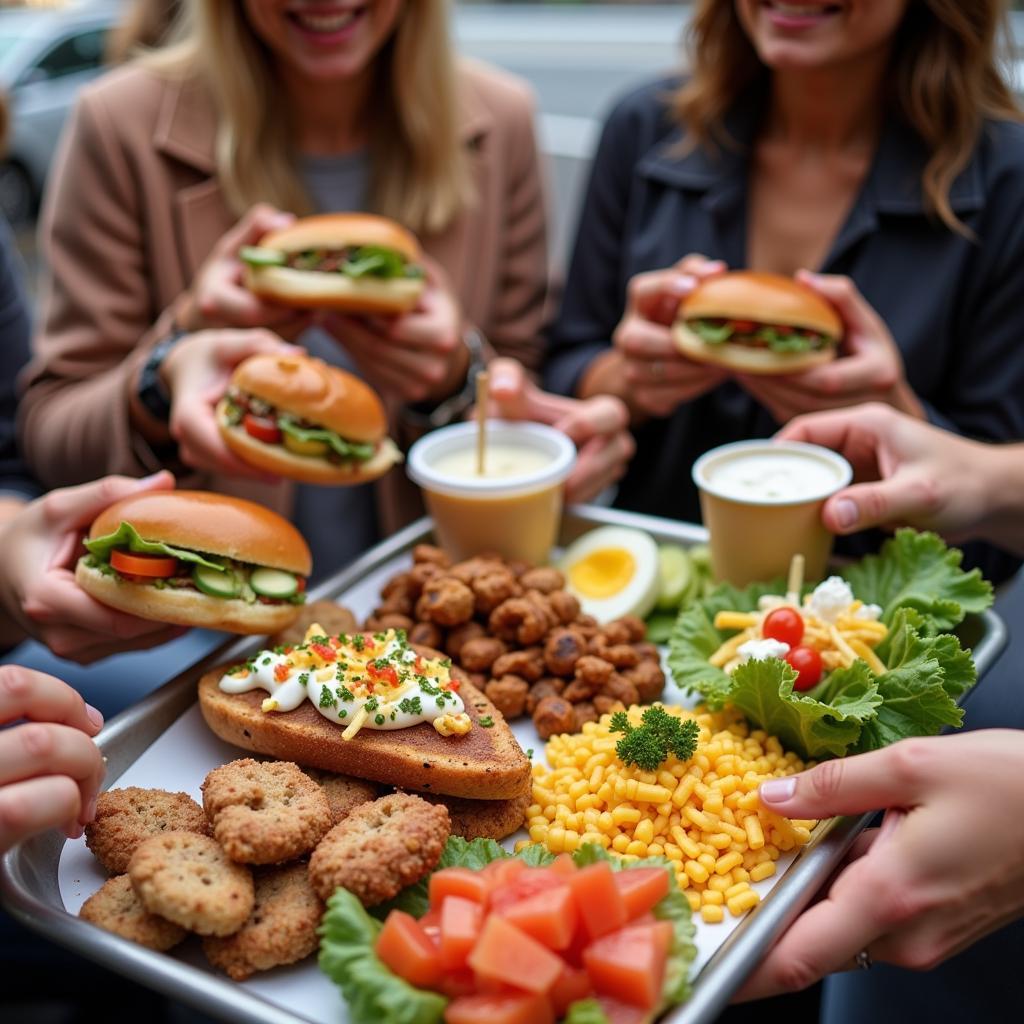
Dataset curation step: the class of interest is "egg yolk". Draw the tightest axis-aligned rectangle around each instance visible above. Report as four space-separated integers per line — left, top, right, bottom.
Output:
568 547 636 598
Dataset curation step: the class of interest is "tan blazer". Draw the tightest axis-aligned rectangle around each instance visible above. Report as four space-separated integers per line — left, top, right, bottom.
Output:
19 59 548 534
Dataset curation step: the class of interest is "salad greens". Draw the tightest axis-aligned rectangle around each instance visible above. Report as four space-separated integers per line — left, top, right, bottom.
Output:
83 522 228 573
688 319 827 353
667 530 991 761
278 416 376 462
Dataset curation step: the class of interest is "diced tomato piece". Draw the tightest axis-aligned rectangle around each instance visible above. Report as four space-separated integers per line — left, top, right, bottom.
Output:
614 867 670 921
419 907 442 945
489 868 564 914
729 320 758 333
274 663 291 683
481 858 527 889
583 922 671 1010
550 964 593 1016
243 413 282 445
440 896 484 970
429 867 490 908
499 883 578 951
596 996 651 1024
309 642 336 662
568 862 627 939
445 993 554 1024
467 916 564 996
549 853 576 877
367 661 399 688
437 968 477 999
375 911 442 989
109 550 179 578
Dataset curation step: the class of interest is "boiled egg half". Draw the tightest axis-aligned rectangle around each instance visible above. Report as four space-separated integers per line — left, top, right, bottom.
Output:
560 526 660 623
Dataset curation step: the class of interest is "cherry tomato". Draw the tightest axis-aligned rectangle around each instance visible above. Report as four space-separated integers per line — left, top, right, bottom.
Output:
762 607 805 647
109 549 179 578
785 645 823 691
243 414 283 445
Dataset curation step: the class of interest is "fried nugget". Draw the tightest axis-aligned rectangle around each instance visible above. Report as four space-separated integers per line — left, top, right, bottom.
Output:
202 759 333 865
203 863 323 980
271 601 359 646
308 793 449 906
302 768 380 826
85 787 209 876
421 791 531 842
79 874 186 952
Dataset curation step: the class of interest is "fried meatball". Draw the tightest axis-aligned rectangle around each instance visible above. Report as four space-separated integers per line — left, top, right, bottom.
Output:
575 655 615 689
518 567 565 593
365 613 414 634
381 572 415 601
523 590 559 632
573 701 599 730
627 660 666 703
458 636 508 673
449 556 504 584
543 628 586 677
412 544 450 568
593 695 621 717
618 615 647 643
563 679 597 702
408 621 444 649
445 621 486 659
488 597 548 646
633 642 661 663
602 672 640 708
598 643 641 670
491 648 544 683
548 590 581 625
484 675 530 719
532 696 577 739
408 561 444 597
599 621 632 647
526 678 566 715
471 569 521 615
419 577 475 627
507 559 532 578
467 671 488 691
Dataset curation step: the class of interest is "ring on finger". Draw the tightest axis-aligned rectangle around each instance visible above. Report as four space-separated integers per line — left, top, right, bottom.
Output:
854 949 873 971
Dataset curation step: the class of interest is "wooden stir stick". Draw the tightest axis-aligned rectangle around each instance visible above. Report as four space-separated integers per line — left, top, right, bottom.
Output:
785 553 805 607
475 370 490 475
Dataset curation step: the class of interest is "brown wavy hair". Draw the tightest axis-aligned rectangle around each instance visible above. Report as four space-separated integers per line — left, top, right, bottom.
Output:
674 0 1022 235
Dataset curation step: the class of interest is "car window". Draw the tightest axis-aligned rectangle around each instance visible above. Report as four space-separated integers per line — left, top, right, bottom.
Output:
0 35 26 68
24 27 107 83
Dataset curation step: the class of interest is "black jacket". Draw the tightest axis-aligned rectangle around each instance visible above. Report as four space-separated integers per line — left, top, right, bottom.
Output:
0 217 34 501
545 78 1024 581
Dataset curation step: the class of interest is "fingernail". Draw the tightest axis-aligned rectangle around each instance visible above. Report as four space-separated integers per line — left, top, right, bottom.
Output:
66 823 84 840
834 498 859 530
760 777 796 803
85 703 104 730
133 471 167 489
668 274 697 296
83 797 97 823
879 808 905 841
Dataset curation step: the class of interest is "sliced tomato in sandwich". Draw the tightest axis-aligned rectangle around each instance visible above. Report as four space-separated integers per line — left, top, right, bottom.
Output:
109 550 179 578
243 414 283 445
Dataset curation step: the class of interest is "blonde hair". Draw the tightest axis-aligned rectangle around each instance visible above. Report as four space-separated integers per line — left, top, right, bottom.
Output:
674 0 1022 235
145 0 471 235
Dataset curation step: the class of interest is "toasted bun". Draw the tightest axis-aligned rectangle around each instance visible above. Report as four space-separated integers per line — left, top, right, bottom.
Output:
218 404 402 486
680 271 843 337
246 213 424 314
229 354 387 442
88 491 312 576
75 560 301 635
673 321 837 375
197 656 531 801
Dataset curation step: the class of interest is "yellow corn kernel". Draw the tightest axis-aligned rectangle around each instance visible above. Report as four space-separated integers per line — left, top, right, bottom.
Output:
625 840 648 857
732 867 750 883
701 904 725 924
670 826 701 860
611 834 631 854
708 875 732 893
665 845 683 862
547 827 566 853
749 861 776 883
684 807 716 832
708 832 732 851
703 792 725 817
686 892 702 913
528 825 548 843
727 890 761 916
563 829 581 852
701 889 725 906
635 782 672 804
697 853 717 872
647 843 665 857
672 775 698 808
765 845 781 861
568 779 589 801
743 814 766 850
598 811 615 832
633 819 655 845
612 805 642 826
684 860 709 884
725 881 750 900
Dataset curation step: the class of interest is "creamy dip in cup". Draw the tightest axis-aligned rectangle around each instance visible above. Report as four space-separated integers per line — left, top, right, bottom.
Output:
408 421 577 564
692 441 853 586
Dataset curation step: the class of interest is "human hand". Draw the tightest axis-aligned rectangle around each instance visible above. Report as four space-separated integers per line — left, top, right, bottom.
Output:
736 271 923 424
488 357 635 502
0 474 184 662
324 259 468 404
609 254 729 418
179 204 312 340
162 328 297 479
0 665 106 849
736 731 1024 1000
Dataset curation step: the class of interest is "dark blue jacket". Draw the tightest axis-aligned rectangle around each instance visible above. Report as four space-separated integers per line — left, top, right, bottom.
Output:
545 78 1024 581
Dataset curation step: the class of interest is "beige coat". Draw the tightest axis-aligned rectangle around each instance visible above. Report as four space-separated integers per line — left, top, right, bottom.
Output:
19 59 548 534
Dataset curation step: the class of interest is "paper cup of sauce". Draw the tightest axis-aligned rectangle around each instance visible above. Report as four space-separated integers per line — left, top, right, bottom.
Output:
692 440 853 587
408 421 577 564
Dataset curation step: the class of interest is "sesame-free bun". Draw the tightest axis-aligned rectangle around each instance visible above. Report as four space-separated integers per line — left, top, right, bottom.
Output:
244 213 425 315
673 271 841 375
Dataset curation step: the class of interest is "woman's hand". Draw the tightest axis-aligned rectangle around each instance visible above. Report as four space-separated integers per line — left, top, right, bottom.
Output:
583 254 728 419
0 474 184 662
736 731 1024 1000
323 259 468 405
162 328 297 479
736 271 924 424
0 665 106 848
488 358 635 503
178 204 312 340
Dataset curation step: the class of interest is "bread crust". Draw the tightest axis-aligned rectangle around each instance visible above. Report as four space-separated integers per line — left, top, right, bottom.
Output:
672 321 837 376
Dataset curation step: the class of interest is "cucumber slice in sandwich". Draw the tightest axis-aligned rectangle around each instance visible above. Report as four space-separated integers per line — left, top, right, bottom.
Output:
192 564 242 599
250 568 300 599
240 246 286 267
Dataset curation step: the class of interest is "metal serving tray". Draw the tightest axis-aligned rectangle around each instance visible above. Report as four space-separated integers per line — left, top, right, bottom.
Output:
1 505 1008 1024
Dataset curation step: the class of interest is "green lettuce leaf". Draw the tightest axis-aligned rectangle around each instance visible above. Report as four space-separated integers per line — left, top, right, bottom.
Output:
342 245 424 280
840 529 992 632
690 320 734 344
318 888 446 1024
278 416 376 462
562 1000 610 1024
83 522 227 572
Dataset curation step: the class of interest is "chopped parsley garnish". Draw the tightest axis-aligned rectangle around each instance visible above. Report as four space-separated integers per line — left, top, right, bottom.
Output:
352 635 365 651
526 748 534 759
335 685 354 702
310 635 329 646
373 632 386 642
398 696 423 716
339 709 348 718
375 714 385 725
364 696 380 712
390 711 396 721
609 705 700 772
478 715 495 728
396 629 408 643
261 656 271 666
319 686 337 709
273 645 288 655
298 672 310 687
372 657 390 670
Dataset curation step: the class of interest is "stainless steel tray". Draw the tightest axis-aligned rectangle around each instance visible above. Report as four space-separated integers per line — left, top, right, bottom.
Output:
1 505 1007 1024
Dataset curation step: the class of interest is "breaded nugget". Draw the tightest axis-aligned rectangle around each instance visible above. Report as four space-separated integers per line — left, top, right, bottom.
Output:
202 863 323 980
270 601 359 646
422 791 531 842
308 793 449 906
202 759 333 865
129 831 254 936
302 768 379 825
79 874 186 952
85 787 209 875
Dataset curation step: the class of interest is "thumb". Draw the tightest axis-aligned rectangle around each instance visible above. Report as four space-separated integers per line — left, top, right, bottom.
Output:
759 746 927 819
795 270 884 339
820 471 931 534
216 329 298 365
41 472 175 531
488 357 527 401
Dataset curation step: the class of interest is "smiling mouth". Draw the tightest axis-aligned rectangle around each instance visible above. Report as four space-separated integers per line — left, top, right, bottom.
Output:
763 2 842 15
287 5 367 35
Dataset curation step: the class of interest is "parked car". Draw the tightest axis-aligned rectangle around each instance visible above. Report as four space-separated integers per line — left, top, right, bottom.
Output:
0 2 121 225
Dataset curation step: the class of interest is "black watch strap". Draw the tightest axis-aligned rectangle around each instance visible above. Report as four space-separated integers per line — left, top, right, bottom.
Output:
137 329 188 424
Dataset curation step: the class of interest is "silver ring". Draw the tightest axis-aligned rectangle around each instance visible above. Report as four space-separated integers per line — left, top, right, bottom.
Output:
855 949 873 970
650 360 665 380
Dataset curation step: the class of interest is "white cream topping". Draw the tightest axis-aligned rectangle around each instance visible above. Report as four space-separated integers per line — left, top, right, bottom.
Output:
807 576 856 623
738 638 791 663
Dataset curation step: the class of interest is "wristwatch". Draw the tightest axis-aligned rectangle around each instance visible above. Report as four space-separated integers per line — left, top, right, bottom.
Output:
136 329 188 424
404 327 488 430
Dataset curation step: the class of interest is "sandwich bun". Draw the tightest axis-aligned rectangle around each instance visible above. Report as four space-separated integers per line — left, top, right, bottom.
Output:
76 491 311 635
244 213 425 315
673 271 841 375
217 353 402 485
